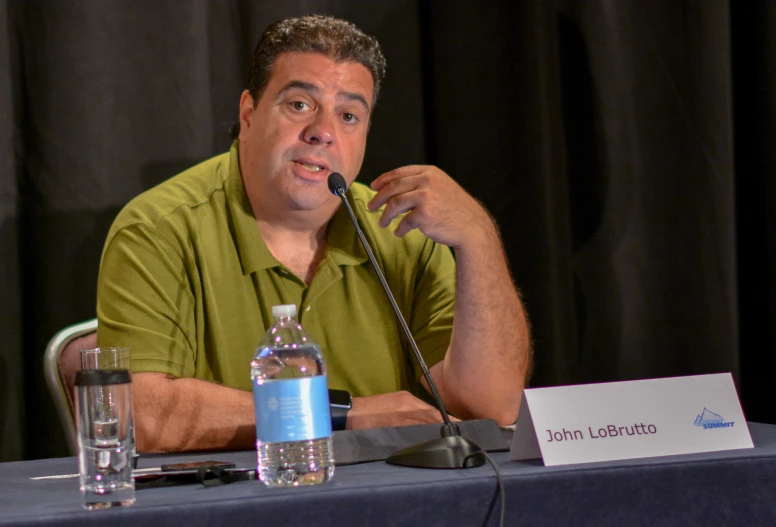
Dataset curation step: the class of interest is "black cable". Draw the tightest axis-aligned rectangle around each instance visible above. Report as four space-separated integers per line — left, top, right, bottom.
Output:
465 450 505 527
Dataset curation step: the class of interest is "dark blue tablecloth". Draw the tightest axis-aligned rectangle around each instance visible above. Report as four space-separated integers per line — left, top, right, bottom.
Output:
3 422 776 526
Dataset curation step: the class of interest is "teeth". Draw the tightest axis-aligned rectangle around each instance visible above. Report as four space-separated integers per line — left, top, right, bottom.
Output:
300 163 323 172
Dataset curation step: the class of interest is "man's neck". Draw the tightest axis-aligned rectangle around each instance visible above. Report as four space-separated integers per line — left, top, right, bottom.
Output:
248 192 337 258
257 219 330 285
256 217 328 251
246 174 337 283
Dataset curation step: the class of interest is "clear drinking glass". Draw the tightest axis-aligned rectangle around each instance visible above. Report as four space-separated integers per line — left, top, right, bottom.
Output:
80 347 137 466
75 369 135 509
81 347 130 371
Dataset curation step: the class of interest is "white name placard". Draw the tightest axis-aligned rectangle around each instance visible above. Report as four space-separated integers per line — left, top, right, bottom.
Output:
510 373 753 466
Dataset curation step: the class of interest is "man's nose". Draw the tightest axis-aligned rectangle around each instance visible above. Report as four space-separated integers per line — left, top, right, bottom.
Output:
303 113 335 146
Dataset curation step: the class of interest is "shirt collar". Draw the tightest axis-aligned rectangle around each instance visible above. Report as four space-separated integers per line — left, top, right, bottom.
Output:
326 189 368 267
225 141 279 275
225 141 367 275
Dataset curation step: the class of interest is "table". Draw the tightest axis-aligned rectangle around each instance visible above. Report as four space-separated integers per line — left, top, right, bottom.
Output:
2 423 776 526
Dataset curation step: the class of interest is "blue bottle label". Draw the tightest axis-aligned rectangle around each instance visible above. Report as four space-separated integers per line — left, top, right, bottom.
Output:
253 376 332 444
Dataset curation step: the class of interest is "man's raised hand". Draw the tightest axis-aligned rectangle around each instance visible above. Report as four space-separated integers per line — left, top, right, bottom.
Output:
368 166 495 249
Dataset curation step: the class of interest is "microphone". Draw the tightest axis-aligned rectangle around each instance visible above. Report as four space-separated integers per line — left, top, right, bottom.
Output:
327 172 484 469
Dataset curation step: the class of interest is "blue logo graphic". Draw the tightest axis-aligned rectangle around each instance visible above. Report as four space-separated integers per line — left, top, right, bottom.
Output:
253 376 332 444
694 408 735 429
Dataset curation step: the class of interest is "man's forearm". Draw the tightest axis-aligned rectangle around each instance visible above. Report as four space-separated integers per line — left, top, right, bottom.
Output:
133 373 457 452
439 223 531 424
132 373 256 452
367 164 530 425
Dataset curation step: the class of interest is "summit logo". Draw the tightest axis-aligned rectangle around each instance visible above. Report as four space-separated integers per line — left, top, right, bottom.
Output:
694 408 735 430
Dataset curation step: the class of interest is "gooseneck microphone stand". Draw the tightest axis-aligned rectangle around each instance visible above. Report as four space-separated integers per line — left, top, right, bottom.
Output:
327 172 485 469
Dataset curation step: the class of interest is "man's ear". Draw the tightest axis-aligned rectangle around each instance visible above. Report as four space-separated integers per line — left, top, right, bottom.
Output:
238 90 256 135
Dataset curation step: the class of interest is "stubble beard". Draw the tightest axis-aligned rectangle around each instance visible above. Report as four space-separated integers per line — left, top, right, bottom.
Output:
278 175 332 213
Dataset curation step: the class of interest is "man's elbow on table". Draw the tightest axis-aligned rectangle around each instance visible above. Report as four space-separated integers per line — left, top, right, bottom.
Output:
451 393 522 427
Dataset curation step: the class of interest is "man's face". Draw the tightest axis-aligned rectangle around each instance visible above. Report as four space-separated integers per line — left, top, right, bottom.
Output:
238 52 374 213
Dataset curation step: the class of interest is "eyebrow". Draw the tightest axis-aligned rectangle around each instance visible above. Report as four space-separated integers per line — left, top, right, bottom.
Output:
276 80 370 113
276 80 319 99
338 91 370 113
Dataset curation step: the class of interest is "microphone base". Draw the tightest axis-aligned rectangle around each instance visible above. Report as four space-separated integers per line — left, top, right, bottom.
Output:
385 433 486 469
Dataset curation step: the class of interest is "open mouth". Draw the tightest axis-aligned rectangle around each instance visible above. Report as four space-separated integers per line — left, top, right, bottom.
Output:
296 161 326 173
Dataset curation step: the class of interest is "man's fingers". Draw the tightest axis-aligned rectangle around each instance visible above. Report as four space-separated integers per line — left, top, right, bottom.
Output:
394 210 420 237
378 191 420 227
347 391 451 429
369 169 399 191
368 174 419 211
370 165 426 191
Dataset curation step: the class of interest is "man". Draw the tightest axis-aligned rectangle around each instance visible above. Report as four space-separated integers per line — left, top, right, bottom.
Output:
97 15 531 452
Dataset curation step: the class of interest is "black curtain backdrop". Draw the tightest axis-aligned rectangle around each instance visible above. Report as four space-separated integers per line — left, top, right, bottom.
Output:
1 0 773 461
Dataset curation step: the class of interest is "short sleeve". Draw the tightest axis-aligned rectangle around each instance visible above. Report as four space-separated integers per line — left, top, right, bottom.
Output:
408 239 456 381
96 224 197 378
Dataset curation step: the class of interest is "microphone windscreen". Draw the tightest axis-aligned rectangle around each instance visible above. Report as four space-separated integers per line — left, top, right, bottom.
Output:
327 172 347 195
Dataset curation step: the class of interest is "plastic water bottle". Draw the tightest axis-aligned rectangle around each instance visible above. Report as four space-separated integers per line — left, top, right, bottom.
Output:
251 304 334 486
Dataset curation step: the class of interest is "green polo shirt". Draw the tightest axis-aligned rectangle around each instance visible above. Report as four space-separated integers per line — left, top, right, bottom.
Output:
96 142 455 397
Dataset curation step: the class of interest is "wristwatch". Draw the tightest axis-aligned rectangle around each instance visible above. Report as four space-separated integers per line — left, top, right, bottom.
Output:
328 388 352 431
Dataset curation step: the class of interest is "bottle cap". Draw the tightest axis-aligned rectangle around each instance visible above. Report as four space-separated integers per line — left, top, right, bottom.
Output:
272 304 297 318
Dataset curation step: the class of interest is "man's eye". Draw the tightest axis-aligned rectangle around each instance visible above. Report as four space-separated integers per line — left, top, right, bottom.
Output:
342 113 358 123
290 101 308 111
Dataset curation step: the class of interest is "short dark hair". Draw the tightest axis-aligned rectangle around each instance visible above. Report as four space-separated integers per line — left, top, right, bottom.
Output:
231 14 387 139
